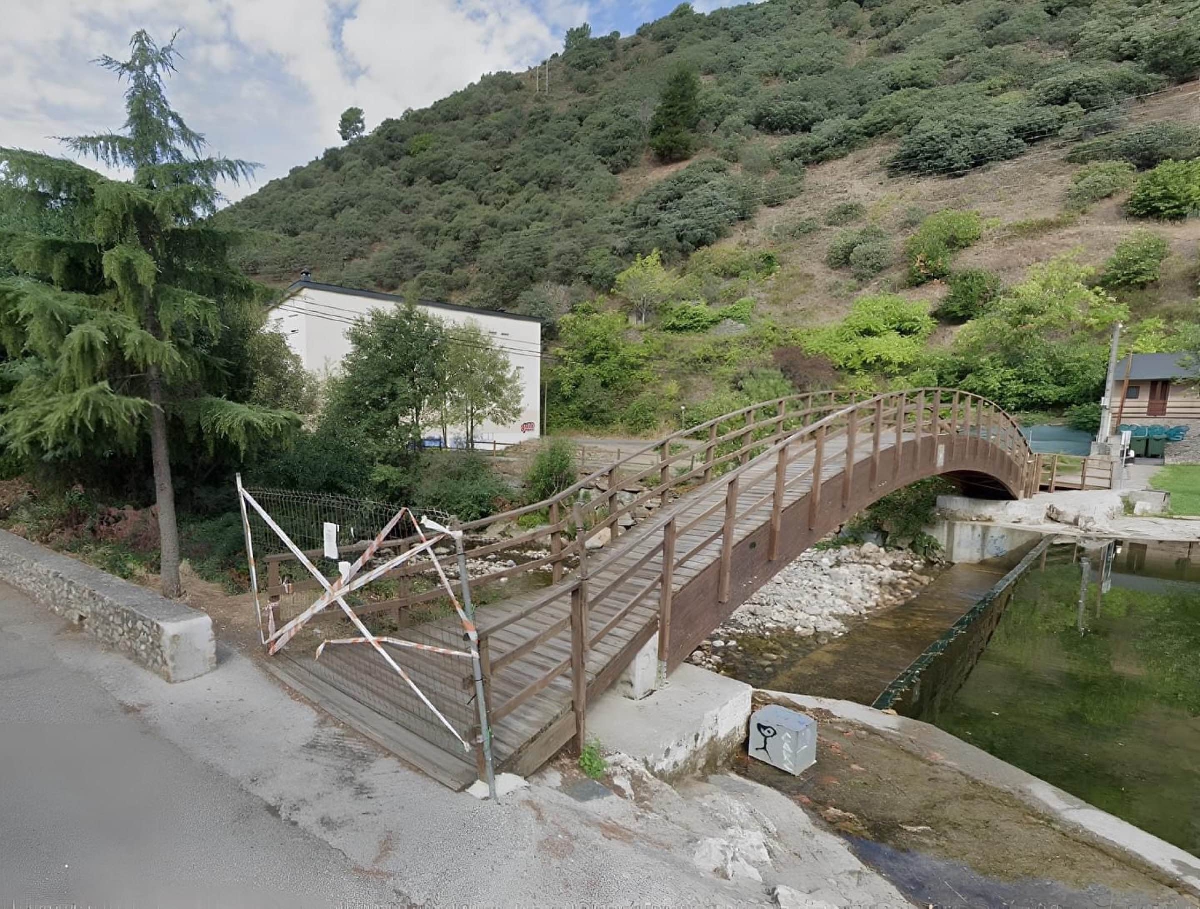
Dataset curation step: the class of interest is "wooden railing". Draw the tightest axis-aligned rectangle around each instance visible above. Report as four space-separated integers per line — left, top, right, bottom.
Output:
1034 452 1117 492
469 390 1036 751
263 389 867 610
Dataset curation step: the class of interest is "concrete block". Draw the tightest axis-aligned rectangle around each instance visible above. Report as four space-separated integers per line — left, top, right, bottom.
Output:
588 664 751 781
928 519 1045 564
619 631 659 700
0 529 216 682
749 704 816 776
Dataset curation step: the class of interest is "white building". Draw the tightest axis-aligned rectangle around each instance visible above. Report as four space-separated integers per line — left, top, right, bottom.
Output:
269 277 541 447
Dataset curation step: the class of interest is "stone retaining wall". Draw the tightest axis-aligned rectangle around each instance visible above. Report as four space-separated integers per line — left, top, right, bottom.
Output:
0 529 215 682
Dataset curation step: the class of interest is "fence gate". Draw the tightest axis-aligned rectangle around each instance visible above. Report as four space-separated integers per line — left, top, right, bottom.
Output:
236 476 495 794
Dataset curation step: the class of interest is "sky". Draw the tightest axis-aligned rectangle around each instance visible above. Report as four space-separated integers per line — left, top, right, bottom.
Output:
2 0 757 203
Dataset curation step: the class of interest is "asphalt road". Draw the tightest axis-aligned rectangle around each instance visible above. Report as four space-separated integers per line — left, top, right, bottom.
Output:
0 581 398 909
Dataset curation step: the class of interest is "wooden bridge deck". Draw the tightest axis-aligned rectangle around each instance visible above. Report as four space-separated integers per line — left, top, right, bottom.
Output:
260 390 1048 788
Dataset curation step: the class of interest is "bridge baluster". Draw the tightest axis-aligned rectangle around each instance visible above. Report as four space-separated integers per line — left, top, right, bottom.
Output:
657 517 676 681
719 476 740 604
894 392 905 476
870 398 883 488
572 503 591 651
770 441 788 560
809 423 825 531
842 405 857 507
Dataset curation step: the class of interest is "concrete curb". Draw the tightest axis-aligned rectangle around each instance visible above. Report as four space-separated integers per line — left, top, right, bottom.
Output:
0 529 215 682
762 691 1200 897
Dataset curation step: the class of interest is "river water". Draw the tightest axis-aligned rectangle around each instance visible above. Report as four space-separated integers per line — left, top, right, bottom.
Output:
893 540 1200 857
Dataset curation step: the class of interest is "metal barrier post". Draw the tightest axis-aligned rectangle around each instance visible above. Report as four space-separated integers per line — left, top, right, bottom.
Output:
456 533 496 801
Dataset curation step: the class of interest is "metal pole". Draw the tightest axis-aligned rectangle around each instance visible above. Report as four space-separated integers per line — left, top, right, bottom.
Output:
456 532 496 801
235 473 266 645
1077 557 1090 635
1097 322 1123 446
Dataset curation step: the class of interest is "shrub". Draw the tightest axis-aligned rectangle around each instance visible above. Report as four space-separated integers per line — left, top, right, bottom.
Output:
1125 160 1200 221
578 740 607 779
1100 231 1171 288
782 216 821 237
525 438 578 502
824 202 866 226
771 347 839 391
622 395 662 434
904 209 982 285
1066 124 1200 170
888 113 1025 176
662 301 721 332
721 297 755 324
1065 402 1102 435
934 269 1002 322
827 224 888 269
413 453 512 522
849 239 894 280
805 294 935 375
1065 160 1136 210
247 428 373 497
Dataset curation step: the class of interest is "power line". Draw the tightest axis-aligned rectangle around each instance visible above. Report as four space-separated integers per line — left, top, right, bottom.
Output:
273 303 546 361
274 298 545 356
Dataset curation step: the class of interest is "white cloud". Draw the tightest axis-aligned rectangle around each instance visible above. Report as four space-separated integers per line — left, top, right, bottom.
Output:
0 1 589 200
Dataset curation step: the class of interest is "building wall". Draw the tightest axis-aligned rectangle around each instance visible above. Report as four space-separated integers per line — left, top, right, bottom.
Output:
1110 378 1200 421
270 286 541 446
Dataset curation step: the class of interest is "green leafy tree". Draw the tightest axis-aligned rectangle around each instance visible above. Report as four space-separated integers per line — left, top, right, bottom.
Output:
546 306 652 428
614 249 676 324
945 255 1128 410
323 304 448 494
1125 160 1200 221
649 65 700 162
446 321 522 448
1100 231 1170 288
0 31 298 597
338 106 365 142
564 23 593 53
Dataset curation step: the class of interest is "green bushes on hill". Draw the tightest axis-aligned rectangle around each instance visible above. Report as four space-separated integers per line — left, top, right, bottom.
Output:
1065 161 1137 210
1125 160 1200 220
904 210 983 285
1101 231 1171 287
805 294 935 375
933 269 1003 323
1066 123 1200 170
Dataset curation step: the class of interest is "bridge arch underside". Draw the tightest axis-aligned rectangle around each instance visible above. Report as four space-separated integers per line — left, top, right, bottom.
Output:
664 433 1025 669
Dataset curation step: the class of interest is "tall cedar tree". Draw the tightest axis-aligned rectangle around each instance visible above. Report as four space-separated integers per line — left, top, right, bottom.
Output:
338 106 366 142
0 31 299 596
649 65 701 162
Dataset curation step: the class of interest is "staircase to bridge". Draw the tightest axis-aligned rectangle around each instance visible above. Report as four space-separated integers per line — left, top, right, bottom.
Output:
261 390 1045 789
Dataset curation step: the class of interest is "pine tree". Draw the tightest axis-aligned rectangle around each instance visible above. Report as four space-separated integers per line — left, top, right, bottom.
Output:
0 31 300 597
649 65 701 163
338 107 365 142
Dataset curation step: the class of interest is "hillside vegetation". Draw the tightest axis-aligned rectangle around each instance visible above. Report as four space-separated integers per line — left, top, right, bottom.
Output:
224 0 1200 433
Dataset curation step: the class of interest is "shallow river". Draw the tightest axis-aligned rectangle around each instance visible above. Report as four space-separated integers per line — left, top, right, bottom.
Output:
895 540 1200 857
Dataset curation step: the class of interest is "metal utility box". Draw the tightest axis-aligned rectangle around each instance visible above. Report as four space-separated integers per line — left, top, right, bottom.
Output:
748 704 817 776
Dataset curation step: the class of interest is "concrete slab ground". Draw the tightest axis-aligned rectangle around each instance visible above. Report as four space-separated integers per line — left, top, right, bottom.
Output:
763 692 1200 900
0 578 908 908
588 662 752 780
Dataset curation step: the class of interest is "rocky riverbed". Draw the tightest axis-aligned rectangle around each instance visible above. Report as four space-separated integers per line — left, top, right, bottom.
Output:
688 542 937 673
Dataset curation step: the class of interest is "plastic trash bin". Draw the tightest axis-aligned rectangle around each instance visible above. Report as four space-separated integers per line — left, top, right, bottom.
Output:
1147 434 1166 458
1132 435 1149 457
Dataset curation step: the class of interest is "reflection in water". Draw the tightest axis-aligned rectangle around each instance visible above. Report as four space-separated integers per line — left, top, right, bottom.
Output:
894 541 1200 857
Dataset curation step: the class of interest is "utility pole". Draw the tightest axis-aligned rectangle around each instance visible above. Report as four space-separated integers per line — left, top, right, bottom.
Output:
1096 321 1123 450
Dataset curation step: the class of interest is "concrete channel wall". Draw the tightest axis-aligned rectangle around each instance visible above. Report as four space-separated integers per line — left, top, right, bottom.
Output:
0 529 215 682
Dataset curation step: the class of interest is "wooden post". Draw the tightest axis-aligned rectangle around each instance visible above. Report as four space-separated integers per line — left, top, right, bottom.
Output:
870 397 883 488
657 518 676 668
1048 454 1059 493
842 404 858 507
704 423 717 484
572 503 590 650
770 441 788 561
607 468 620 541
777 398 787 439
809 423 825 531
550 500 562 584
1080 458 1089 491
930 389 942 467
478 635 493 716
659 441 671 504
719 476 740 604
894 392 905 476
949 391 960 460
986 405 996 466
740 407 755 465
570 586 587 754
914 390 925 467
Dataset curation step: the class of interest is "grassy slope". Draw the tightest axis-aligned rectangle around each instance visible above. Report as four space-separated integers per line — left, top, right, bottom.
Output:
221 0 1200 431
1151 464 1200 514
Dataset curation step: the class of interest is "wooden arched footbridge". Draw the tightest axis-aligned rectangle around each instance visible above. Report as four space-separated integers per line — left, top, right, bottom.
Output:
260 390 1046 788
